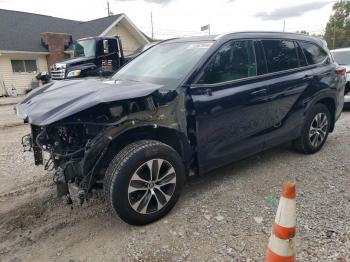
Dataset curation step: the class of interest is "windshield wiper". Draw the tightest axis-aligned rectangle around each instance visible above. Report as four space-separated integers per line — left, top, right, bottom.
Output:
113 78 140 83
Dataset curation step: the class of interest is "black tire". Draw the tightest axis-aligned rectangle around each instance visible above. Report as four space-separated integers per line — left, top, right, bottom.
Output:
293 103 331 154
104 140 185 225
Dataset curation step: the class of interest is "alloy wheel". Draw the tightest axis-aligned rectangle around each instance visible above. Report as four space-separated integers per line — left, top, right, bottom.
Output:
128 159 176 214
309 113 328 148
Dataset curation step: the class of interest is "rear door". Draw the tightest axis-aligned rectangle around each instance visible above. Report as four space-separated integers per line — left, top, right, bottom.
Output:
190 39 270 173
260 39 315 147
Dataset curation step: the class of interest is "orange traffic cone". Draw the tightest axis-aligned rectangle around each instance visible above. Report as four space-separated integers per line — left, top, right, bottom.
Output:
265 181 296 262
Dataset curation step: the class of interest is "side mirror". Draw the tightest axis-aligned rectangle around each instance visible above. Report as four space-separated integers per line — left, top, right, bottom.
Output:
103 40 109 54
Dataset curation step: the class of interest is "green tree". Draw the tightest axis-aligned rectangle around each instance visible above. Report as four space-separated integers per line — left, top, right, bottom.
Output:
324 0 350 49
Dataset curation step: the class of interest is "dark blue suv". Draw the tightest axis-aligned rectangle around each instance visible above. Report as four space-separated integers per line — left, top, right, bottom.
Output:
17 32 345 225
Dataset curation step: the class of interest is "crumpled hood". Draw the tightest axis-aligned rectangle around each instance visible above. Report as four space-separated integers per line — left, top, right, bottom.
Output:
16 78 163 126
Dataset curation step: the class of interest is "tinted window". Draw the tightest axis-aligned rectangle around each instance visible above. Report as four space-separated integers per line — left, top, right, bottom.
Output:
295 42 308 67
299 41 328 65
254 41 268 75
197 40 257 84
262 40 298 73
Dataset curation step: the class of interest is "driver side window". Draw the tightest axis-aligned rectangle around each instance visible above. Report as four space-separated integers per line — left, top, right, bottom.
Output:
197 40 257 84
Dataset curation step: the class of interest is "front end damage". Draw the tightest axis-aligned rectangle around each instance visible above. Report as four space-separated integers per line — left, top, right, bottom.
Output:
17 79 191 204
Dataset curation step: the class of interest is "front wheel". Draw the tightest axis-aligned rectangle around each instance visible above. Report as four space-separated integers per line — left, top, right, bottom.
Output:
104 140 185 225
293 103 331 154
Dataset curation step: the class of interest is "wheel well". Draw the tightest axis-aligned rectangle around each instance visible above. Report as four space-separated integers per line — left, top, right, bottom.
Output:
96 126 192 179
317 98 336 132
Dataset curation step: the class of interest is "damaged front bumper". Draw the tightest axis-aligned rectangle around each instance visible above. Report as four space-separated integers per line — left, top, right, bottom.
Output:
17 80 190 206
21 125 44 165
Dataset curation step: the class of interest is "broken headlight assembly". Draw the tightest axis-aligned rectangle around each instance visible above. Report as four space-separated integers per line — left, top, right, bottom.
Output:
23 96 160 205
35 124 88 158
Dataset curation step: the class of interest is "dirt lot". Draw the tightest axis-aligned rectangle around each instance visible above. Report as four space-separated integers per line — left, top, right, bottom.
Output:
0 103 349 262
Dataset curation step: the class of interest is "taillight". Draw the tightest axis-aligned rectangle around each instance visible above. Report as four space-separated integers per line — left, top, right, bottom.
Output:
336 67 346 76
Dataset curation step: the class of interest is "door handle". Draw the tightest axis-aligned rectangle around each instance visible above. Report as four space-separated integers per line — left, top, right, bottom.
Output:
250 88 267 96
200 88 212 96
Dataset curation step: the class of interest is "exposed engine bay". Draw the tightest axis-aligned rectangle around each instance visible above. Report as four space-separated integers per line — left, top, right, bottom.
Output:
19 84 192 205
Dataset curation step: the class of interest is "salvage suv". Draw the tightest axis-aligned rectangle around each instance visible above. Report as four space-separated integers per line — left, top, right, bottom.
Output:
16 32 345 225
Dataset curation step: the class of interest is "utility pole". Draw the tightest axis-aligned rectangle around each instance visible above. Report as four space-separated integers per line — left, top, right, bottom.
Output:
107 1 110 16
107 1 113 16
151 12 154 40
283 20 286 32
333 18 336 49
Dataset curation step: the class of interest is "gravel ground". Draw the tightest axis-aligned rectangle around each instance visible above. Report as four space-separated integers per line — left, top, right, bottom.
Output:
0 96 24 106
0 106 349 261
0 104 24 128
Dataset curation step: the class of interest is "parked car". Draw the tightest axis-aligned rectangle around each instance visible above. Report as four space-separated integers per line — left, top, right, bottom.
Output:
16 32 345 225
331 47 350 105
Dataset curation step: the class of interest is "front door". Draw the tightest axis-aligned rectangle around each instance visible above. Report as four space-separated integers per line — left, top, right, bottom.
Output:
190 39 270 173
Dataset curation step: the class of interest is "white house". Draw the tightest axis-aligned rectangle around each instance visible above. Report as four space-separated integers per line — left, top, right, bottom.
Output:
0 9 150 95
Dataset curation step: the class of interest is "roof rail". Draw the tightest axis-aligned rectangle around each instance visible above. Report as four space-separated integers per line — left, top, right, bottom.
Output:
214 30 314 40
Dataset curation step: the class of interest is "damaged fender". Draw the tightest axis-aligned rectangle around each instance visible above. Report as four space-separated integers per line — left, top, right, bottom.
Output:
81 91 191 179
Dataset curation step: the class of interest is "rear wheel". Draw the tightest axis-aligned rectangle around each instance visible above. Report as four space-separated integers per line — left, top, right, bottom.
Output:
294 103 331 154
104 140 185 225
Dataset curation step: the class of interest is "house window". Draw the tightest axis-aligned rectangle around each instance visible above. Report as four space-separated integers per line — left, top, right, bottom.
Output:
11 60 37 73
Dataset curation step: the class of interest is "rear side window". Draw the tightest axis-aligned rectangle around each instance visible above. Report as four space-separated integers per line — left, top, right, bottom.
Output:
262 40 298 73
299 41 328 65
197 40 257 84
295 42 308 67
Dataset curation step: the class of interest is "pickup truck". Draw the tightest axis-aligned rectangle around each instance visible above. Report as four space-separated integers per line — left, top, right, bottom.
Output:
50 36 125 80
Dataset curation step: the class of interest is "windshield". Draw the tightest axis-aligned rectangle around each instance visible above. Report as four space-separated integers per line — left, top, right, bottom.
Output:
74 39 96 58
113 41 213 89
132 43 157 54
331 50 350 65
